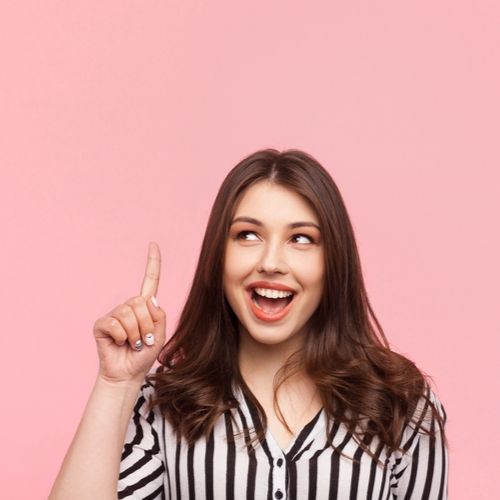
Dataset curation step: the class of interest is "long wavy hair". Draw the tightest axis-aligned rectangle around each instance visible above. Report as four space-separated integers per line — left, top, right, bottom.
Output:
147 148 447 462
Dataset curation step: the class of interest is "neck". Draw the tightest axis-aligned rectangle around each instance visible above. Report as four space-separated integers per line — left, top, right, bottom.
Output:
237 327 322 434
237 327 307 390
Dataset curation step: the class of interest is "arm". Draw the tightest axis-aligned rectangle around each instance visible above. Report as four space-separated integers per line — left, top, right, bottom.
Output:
49 376 144 500
49 242 167 499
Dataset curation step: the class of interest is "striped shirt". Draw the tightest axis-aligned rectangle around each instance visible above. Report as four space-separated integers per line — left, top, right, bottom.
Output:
117 381 448 499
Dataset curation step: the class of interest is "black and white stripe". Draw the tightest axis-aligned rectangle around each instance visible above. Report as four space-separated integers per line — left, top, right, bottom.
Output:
117 382 448 499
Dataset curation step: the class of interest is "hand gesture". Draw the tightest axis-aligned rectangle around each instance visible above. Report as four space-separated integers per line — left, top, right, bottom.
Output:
93 242 166 384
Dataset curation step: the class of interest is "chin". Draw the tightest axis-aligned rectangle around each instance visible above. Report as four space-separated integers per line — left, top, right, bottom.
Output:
243 324 303 347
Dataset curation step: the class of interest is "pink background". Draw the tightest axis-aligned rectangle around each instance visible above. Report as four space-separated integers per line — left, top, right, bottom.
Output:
1 1 498 498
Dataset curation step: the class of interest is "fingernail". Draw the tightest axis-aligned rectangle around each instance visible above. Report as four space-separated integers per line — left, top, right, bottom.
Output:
134 339 143 351
151 296 158 307
145 333 155 346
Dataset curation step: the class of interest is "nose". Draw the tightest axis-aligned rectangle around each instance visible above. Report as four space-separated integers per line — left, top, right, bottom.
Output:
256 240 289 275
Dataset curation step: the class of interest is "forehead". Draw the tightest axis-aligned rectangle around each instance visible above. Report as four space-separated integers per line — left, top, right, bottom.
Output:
233 181 319 223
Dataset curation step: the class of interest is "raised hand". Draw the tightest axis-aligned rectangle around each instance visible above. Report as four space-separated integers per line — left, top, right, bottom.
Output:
93 242 167 384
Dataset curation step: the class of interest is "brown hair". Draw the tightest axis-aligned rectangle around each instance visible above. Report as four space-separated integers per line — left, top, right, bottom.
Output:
147 148 447 461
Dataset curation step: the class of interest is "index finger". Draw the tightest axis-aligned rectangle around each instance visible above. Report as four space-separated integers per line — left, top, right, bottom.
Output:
140 241 161 298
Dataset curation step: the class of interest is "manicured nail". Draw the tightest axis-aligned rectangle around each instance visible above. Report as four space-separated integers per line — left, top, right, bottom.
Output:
151 296 158 308
134 339 143 351
144 333 155 346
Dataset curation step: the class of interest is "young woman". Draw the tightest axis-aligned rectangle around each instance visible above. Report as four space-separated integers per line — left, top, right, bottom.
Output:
50 149 448 499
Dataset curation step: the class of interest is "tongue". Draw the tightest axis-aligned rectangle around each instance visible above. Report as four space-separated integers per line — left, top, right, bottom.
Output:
255 295 290 314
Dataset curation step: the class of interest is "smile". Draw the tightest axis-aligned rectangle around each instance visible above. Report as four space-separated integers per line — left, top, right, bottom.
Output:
246 288 296 322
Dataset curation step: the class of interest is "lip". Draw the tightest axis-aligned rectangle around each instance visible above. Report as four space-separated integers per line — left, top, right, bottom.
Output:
245 284 297 323
245 280 296 293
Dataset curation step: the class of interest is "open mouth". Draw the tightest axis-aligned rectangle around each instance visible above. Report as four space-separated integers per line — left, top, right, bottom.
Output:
251 290 294 314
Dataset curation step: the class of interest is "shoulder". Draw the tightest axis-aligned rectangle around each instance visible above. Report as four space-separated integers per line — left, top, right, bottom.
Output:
139 378 157 400
137 378 156 403
131 378 163 425
411 383 447 432
390 384 449 496
118 379 167 497
399 382 447 455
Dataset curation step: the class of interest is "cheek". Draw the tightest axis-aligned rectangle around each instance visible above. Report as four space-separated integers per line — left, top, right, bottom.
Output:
223 255 240 283
224 246 255 280
294 252 324 284
311 263 325 297
223 245 237 280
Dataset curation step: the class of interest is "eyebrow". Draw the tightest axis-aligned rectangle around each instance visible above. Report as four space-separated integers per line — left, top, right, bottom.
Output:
230 216 321 231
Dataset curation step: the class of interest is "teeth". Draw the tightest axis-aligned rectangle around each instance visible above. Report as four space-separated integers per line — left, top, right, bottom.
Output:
254 287 293 299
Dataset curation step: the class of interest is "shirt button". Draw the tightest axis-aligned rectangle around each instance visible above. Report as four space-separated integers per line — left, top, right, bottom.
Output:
277 458 284 467
275 490 284 499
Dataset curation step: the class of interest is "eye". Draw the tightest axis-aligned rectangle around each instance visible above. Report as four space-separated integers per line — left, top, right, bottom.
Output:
292 234 314 244
236 230 260 241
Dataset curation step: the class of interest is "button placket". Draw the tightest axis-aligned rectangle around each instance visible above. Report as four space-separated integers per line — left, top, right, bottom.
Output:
271 453 287 499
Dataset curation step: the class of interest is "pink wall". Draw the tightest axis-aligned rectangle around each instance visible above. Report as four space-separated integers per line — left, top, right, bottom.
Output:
1 1 498 498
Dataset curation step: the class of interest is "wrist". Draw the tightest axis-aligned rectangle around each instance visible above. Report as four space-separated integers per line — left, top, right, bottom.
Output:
95 374 145 393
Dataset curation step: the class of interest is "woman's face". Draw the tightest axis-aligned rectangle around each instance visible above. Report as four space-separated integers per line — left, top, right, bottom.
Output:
223 180 324 350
